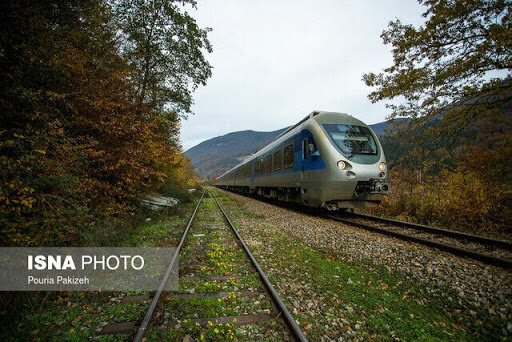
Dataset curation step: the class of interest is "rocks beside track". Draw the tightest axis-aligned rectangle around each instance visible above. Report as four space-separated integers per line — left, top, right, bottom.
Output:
219 190 512 340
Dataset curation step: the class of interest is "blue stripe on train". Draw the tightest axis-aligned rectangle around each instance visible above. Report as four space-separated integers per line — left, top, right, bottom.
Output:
251 129 326 178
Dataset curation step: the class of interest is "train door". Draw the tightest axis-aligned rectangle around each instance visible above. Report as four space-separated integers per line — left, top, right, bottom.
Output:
301 138 308 180
300 136 309 204
250 161 255 190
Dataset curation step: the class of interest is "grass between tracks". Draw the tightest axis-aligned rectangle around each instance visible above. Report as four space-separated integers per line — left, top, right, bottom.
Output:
147 194 286 341
211 188 508 341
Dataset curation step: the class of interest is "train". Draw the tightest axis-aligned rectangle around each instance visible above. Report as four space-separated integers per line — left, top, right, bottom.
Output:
214 111 390 210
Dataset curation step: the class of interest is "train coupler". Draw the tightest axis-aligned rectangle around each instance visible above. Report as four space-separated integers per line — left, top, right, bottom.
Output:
354 178 390 196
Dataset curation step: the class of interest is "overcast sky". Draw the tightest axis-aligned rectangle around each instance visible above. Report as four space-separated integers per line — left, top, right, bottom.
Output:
181 0 426 150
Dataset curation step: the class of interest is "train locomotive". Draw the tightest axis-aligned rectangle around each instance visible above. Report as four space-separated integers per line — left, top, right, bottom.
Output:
215 111 390 210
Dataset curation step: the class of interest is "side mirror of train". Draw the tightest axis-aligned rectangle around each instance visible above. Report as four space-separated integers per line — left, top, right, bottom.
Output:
311 150 320 158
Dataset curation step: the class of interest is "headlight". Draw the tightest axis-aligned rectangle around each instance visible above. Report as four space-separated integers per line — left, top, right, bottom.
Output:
379 162 386 171
337 160 352 170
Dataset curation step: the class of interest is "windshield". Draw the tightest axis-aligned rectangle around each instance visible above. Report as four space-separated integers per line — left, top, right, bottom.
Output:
323 124 378 157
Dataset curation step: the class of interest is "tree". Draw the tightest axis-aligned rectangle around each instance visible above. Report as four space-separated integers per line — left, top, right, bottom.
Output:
112 0 212 117
363 0 512 133
0 0 138 245
0 0 205 246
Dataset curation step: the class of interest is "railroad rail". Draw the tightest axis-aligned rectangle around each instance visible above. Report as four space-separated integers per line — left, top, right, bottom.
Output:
133 190 206 342
215 187 512 269
100 189 307 341
327 211 512 269
210 191 307 342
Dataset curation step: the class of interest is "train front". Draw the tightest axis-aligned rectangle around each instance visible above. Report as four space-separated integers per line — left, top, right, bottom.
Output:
308 112 390 209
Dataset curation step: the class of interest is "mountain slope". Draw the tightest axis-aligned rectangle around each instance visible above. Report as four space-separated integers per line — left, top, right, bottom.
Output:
185 120 398 178
185 128 288 178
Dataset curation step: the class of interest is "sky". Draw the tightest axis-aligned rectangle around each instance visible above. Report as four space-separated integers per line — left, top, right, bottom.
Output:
181 0 426 150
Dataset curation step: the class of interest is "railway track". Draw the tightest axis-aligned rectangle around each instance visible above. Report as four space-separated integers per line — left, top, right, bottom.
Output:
327 211 512 269
99 189 306 341
215 188 512 269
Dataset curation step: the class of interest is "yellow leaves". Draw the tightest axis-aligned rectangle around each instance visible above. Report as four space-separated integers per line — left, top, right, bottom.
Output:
376 280 389 290
371 145 510 233
1 179 36 214
451 322 465 331
0 69 198 248
0 0 200 247
401 288 412 300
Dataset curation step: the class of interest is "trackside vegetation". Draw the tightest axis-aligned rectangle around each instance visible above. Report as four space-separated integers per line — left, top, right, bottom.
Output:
369 114 512 237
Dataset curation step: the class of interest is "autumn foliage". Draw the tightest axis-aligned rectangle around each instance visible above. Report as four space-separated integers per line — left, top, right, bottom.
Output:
0 0 208 246
364 0 511 237
369 115 512 236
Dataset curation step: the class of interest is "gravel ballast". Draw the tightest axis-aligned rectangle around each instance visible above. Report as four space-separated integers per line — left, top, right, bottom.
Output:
216 189 512 340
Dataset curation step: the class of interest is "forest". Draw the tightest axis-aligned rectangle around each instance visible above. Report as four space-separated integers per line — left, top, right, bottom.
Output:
0 0 211 246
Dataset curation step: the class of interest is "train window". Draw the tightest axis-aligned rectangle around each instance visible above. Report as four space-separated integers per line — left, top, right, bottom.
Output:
265 155 272 173
322 124 377 156
255 160 260 174
302 139 308 160
283 144 294 168
273 150 282 171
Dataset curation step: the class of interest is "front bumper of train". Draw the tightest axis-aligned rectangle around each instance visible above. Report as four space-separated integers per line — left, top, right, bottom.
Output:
302 178 390 209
